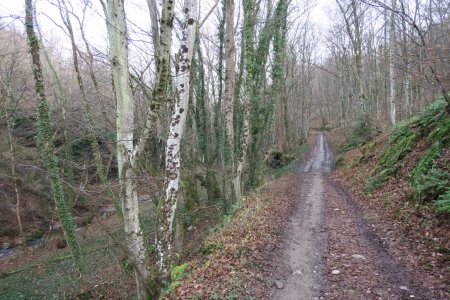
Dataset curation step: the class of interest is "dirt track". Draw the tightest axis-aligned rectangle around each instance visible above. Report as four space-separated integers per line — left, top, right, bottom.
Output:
272 133 436 299
272 133 330 299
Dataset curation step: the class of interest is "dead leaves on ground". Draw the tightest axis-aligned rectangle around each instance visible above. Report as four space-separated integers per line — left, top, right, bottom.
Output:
171 175 299 299
333 134 449 298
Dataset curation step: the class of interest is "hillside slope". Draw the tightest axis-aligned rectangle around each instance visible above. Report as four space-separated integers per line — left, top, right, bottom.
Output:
333 99 449 297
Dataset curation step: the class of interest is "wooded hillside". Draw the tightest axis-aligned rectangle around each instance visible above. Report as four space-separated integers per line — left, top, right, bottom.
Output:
0 0 448 298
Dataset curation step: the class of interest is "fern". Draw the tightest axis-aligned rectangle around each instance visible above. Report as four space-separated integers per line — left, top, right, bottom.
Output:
368 100 450 213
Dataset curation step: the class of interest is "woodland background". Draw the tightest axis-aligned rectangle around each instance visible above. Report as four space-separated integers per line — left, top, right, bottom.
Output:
0 0 448 298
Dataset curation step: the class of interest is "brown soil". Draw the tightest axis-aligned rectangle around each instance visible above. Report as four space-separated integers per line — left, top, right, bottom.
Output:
321 178 436 299
270 133 330 300
171 174 300 299
267 132 448 300
330 134 450 299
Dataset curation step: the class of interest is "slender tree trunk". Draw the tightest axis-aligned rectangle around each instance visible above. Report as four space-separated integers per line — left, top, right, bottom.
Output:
71 1 115 129
224 0 236 193
157 0 198 277
336 0 368 127
1 51 24 239
215 4 226 209
25 0 82 268
104 0 149 298
351 0 367 126
135 0 175 162
400 1 412 118
2 96 23 238
146 0 160 55
389 0 397 125
35 18 76 208
59 0 122 218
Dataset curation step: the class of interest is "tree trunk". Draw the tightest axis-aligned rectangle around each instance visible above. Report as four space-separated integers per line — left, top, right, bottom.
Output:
146 0 160 55
157 0 198 277
336 0 368 127
400 1 412 118
136 0 175 163
233 92 250 203
389 0 396 125
118 0 175 175
2 92 23 238
25 0 82 268
224 0 236 202
272 0 288 151
58 0 122 218
104 0 149 298
35 18 76 208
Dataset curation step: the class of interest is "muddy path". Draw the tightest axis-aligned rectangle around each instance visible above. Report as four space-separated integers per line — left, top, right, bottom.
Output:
272 133 331 300
272 133 434 299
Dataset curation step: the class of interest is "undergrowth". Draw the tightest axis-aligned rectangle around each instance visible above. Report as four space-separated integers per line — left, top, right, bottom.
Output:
368 99 450 213
340 121 379 152
266 143 309 179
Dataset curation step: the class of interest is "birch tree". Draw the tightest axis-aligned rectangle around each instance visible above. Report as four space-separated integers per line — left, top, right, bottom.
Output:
103 0 149 298
156 0 198 278
389 0 396 125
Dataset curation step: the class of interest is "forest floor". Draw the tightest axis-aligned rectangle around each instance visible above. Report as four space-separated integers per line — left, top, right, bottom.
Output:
0 132 448 299
172 131 448 299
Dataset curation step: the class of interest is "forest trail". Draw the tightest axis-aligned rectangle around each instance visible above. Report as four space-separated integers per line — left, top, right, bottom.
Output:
272 133 331 299
272 133 435 300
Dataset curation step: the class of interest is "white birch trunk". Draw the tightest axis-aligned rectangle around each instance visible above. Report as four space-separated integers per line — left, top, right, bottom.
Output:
156 0 198 276
105 0 149 298
389 0 396 125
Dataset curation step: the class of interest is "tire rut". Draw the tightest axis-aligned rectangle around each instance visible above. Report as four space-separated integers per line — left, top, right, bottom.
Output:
272 133 434 300
325 179 434 299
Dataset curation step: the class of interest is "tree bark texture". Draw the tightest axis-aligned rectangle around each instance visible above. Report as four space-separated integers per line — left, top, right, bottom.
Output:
157 0 198 277
104 0 149 298
389 0 397 125
25 0 82 268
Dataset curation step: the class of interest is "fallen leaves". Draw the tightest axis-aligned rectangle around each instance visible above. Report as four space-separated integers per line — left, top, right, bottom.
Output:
171 174 300 299
330 133 450 299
